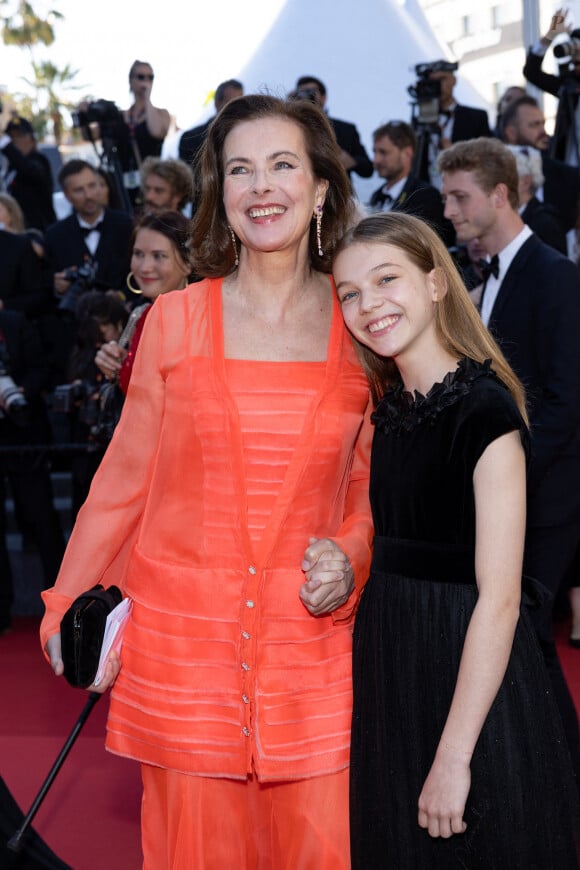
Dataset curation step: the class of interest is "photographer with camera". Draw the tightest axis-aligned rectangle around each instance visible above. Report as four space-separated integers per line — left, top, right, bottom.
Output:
523 8 580 165
0 116 56 231
74 61 170 213
409 60 491 184
0 309 65 634
292 76 374 180
43 159 133 381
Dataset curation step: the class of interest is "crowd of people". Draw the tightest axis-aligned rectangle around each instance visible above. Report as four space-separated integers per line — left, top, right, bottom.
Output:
0 24 580 867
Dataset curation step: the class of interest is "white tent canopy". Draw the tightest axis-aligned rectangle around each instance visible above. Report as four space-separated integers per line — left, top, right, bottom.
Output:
237 0 488 200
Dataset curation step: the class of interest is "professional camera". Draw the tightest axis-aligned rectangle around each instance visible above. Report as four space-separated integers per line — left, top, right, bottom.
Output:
59 260 99 315
53 380 100 428
292 88 319 104
554 37 580 59
72 99 123 139
0 333 29 427
408 60 459 126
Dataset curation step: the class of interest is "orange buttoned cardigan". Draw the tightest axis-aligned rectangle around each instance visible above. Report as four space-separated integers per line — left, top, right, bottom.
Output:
41 278 373 782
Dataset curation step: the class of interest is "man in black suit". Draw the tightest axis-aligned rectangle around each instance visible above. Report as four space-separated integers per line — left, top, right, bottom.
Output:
501 95 580 233
294 76 373 180
368 121 451 244
440 137 580 780
414 63 490 184
179 79 244 167
0 229 50 318
44 160 133 380
0 117 56 231
45 160 133 302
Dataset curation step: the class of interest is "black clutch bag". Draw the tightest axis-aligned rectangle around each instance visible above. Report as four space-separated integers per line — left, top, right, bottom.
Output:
60 584 123 688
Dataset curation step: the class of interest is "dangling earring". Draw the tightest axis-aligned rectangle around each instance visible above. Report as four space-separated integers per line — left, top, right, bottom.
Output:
228 225 239 268
126 272 142 294
315 205 323 257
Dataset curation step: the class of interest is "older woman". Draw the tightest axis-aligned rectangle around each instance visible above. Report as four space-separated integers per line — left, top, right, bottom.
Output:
41 94 372 869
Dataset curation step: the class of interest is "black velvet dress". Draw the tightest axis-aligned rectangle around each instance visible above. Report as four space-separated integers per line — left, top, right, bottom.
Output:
350 359 580 870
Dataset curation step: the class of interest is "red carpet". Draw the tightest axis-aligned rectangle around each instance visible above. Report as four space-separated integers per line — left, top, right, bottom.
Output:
0 618 142 869
1 616 579 869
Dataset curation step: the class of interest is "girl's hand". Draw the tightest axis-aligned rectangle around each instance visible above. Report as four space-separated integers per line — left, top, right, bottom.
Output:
418 746 471 838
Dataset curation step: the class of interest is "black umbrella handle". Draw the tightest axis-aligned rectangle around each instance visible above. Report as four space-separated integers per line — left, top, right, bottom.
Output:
7 692 101 853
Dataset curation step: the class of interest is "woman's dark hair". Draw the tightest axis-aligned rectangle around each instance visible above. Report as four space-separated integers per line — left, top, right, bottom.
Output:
68 291 129 380
131 210 192 270
190 93 355 276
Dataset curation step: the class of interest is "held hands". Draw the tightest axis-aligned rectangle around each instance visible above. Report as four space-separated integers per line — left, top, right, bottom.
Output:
418 744 471 838
299 537 354 616
95 340 127 381
544 7 572 42
45 632 121 694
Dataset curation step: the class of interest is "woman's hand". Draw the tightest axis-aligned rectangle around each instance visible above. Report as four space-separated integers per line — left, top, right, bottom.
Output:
299 537 354 616
46 633 64 676
417 746 471 838
95 341 127 381
45 632 121 693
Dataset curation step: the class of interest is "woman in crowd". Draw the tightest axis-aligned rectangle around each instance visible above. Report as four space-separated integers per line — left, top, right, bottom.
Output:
333 211 579 868
94 210 192 393
41 94 372 869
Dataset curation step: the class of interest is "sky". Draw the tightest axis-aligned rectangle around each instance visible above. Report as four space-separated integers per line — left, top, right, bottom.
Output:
1 0 287 130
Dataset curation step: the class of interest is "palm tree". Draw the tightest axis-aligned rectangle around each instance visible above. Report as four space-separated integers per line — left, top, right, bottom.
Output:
1 1 82 143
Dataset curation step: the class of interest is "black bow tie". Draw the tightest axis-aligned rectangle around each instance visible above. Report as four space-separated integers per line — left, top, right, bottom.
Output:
79 223 102 238
477 254 499 282
376 190 394 207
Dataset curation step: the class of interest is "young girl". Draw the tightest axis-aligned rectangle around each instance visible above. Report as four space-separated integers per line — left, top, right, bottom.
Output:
333 212 579 868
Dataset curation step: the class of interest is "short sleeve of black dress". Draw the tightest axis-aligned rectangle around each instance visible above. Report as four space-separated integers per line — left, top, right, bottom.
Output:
369 359 529 548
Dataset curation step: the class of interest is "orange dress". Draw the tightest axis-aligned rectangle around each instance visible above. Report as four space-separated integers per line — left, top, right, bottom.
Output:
41 277 373 783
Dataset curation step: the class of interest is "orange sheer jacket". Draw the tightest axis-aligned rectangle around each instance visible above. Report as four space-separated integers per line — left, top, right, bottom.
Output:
41 278 373 781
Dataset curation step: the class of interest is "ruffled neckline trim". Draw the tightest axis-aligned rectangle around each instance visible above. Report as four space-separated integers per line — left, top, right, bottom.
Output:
371 358 499 434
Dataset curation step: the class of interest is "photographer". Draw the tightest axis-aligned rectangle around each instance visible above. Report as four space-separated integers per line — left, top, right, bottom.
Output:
54 291 128 518
0 309 65 634
0 116 56 231
77 61 170 211
292 76 373 179
409 60 491 183
523 8 580 165
43 160 133 380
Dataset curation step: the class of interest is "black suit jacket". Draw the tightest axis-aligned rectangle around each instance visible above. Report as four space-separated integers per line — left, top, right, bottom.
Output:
0 309 53 451
451 105 491 142
44 208 134 293
0 230 51 317
368 176 454 245
1 142 56 231
178 118 213 167
541 153 580 232
487 233 580 526
523 49 580 162
329 117 373 178
521 196 567 254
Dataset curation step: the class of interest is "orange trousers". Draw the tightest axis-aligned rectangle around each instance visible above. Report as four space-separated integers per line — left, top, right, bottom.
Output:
140 764 350 869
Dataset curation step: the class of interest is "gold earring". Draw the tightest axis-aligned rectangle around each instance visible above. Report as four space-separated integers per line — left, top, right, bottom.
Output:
126 272 142 294
315 205 323 257
228 225 239 268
